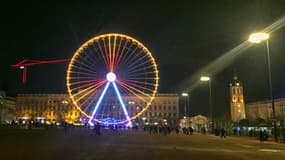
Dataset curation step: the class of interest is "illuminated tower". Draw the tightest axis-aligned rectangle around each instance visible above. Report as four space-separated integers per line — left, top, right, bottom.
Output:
229 75 246 122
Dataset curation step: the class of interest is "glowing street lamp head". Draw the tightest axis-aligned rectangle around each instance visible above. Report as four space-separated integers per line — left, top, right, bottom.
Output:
248 32 269 43
106 72 116 82
200 76 210 81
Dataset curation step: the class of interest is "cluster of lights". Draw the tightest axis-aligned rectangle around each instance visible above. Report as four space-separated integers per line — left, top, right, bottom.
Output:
66 33 159 126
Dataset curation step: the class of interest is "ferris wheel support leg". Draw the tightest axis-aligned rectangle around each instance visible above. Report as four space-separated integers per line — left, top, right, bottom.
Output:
112 82 132 126
88 81 110 125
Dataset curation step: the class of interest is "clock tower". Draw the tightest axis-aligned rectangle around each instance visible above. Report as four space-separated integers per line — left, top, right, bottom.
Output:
229 75 246 122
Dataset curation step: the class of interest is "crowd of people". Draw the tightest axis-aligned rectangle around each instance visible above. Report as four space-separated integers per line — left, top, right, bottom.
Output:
4 120 285 143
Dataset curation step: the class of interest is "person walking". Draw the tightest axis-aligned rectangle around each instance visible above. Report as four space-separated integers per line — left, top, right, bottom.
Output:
259 129 264 142
220 128 226 138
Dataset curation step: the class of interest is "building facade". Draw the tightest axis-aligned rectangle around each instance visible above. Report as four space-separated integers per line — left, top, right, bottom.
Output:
138 93 179 126
246 97 285 121
16 93 179 125
16 94 79 123
189 115 209 131
0 91 16 124
229 75 246 122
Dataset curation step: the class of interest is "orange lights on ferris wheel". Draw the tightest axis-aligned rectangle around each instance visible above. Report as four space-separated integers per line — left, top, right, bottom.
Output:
66 33 159 125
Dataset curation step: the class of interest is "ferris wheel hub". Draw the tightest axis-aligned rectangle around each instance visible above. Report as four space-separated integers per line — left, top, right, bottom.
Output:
106 72 116 82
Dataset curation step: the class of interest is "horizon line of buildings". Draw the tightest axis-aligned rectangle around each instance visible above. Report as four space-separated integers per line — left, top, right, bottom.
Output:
1 92 180 126
1 75 285 125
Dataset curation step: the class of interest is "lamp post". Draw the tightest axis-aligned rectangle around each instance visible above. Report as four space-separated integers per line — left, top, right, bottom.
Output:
248 32 278 142
181 93 189 117
200 76 213 133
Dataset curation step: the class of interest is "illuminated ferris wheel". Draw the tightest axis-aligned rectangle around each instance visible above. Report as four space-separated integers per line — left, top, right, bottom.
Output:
66 33 159 125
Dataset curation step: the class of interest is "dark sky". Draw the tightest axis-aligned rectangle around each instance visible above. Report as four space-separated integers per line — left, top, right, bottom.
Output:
1 0 285 117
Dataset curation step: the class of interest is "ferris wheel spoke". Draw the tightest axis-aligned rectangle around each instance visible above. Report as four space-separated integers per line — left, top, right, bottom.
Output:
116 81 149 103
102 38 111 70
75 87 96 103
70 64 97 75
68 70 98 77
128 55 150 69
72 86 96 101
80 80 108 115
114 38 128 69
123 79 157 87
123 49 145 67
127 58 153 73
83 48 103 69
110 35 117 71
69 70 96 78
97 39 110 70
74 51 99 71
116 82 132 95
74 83 104 104
128 65 156 75
125 54 149 70
108 36 113 71
68 75 100 80
117 42 134 67
72 60 98 75
72 80 106 99
78 48 99 68
69 79 103 86
127 71 157 78
91 44 108 67
128 77 159 80
118 79 155 93
109 35 118 71
120 45 139 67
81 91 99 113
70 80 105 93
117 80 152 99
113 36 123 69
70 81 97 92
95 41 110 70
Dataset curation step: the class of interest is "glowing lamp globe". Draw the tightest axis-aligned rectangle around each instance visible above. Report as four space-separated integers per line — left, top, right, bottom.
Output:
106 72 116 82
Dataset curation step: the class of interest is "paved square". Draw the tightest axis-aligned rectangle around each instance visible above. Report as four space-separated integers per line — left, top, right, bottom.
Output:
1 128 285 160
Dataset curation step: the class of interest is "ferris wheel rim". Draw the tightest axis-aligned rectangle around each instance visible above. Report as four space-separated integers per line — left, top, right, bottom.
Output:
66 33 159 124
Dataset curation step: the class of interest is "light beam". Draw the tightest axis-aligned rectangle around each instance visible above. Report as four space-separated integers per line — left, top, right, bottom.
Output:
88 81 110 125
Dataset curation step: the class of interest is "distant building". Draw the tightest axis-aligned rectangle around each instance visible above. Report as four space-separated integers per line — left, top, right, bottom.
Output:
16 94 79 123
246 97 285 121
0 91 16 124
229 75 246 122
179 115 209 132
15 93 179 125
125 93 179 126
190 115 209 131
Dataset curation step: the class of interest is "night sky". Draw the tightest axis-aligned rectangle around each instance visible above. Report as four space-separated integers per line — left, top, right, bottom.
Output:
1 1 285 117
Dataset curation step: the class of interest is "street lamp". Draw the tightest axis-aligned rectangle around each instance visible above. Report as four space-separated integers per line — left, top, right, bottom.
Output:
248 32 278 142
181 93 189 117
200 76 213 133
